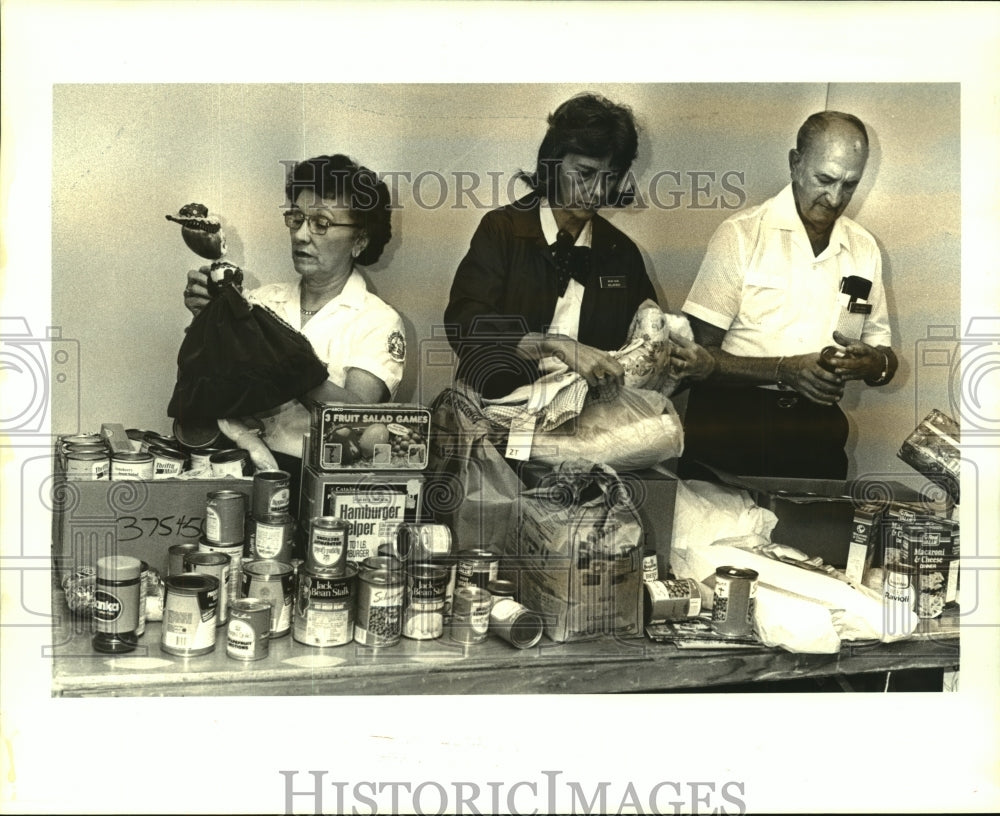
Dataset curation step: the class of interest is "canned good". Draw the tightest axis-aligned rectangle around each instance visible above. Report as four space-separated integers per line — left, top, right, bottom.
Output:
190 447 226 471
168 542 200 576
184 551 232 625
227 598 272 661
355 564 405 647
64 442 108 455
377 540 411 563
293 566 357 647
62 433 103 447
485 579 517 609
432 555 458 622
210 448 253 477
305 517 349 575
110 451 154 481
249 514 296 563
241 560 294 637
65 451 110 481
92 555 141 654
711 566 758 638
144 432 180 452
252 470 291 517
490 598 544 649
172 417 222 450
450 586 491 645
161 574 219 656
883 561 917 636
198 538 244 608
136 560 149 637
149 444 187 478
125 429 148 452
403 563 448 640
644 578 701 624
642 547 659 583
456 549 500 591
361 556 402 574
819 345 845 373
396 523 452 562
205 490 247 545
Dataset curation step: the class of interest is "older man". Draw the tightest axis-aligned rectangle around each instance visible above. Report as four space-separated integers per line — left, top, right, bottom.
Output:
679 111 898 479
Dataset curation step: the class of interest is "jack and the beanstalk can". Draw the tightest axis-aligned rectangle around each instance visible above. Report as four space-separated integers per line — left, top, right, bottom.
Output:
710 566 758 638
293 565 357 647
403 563 449 640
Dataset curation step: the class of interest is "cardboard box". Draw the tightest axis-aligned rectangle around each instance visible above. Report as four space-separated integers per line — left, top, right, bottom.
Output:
718 474 952 569
309 403 430 471
51 468 253 579
503 466 647 642
299 467 425 562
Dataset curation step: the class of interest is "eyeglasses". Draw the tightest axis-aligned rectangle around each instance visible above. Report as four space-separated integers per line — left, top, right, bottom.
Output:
283 210 359 235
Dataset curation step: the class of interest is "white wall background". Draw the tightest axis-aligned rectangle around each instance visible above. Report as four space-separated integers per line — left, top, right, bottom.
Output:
52 82 959 480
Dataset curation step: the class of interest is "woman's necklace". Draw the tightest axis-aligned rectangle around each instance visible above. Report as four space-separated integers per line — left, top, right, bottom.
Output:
300 307 319 316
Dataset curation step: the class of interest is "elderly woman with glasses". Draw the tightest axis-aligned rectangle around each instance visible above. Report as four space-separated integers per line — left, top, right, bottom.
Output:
182 154 404 472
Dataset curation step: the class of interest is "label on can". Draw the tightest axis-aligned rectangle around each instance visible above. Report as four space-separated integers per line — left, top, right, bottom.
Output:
198 539 243 605
111 452 154 481
307 519 349 574
354 571 405 647
241 562 294 637
403 565 448 640
65 452 110 481
227 598 271 661
450 587 491 644
293 568 356 647
644 578 701 623
711 567 758 638
253 470 291 516
206 490 246 545
161 575 219 656
250 515 295 562
642 550 659 583
456 550 499 590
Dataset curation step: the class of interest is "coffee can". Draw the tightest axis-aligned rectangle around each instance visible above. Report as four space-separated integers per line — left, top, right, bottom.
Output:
249 513 295 563
355 564 405 647
110 451 154 481
644 578 702 624
252 470 291 518
65 451 110 481
490 598 544 649
456 549 500 591
149 444 187 479
168 542 201 576
227 598 272 661
293 566 357 648
210 448 253 477
396 523 453 562
711 566 758 638
450 586 492 645
305 517 349 575
160 573 219 656
205 489 247 545
184 551 232 625
403 563 448 640
241 560 294 637
92 555 141 654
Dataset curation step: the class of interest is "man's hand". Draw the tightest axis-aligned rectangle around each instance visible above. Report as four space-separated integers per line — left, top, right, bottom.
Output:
543 335 625 395
668 331 716 381
780 353 845 405
830 331 889 382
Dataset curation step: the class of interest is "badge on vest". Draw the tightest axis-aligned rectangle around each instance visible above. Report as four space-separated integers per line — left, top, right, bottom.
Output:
849 302 873 314
599 276 626 289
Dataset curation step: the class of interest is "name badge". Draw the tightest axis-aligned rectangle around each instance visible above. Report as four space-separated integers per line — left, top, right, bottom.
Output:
599 276 626 289
849 302 873 314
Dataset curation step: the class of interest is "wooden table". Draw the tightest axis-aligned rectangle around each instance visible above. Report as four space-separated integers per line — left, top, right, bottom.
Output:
50 589 959 697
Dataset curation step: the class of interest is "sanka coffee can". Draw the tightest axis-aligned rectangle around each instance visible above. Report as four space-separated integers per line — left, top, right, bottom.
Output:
305 517 350 575
205 490 246 545
92 556 141 654
252 470 291 517
355 564 405 647
227 598 272 661
248 514 295 562
293 566 357 648
711 566 758 638
160 574 219 656
241 560 294 637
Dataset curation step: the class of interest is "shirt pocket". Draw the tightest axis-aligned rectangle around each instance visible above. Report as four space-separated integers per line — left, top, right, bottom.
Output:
739 269 788 329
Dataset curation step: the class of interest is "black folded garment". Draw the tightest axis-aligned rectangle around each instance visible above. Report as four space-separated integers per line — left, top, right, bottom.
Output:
167 283 329 426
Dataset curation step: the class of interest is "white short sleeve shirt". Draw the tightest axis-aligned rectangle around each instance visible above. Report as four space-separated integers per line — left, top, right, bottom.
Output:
682 184 892 357
247 271 406 456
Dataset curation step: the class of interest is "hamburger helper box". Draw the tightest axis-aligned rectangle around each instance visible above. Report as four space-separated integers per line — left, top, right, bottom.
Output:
299 433 426 563
50 448 253 580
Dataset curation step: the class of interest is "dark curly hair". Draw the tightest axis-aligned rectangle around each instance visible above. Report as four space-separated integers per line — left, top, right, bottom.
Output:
285 154 392 266
519 93 639 208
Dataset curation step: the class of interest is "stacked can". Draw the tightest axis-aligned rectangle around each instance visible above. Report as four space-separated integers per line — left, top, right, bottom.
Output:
292 515 356 647
200 489 247 618
248 471 294 563
62 434 111 480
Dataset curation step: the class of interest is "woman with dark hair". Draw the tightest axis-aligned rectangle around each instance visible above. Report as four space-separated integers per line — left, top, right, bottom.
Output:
182 153 405 474
445 93 712 399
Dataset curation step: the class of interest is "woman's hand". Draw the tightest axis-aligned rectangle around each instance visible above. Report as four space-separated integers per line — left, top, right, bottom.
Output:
183 267 211 317
668 332 716 381
542 336 625 394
